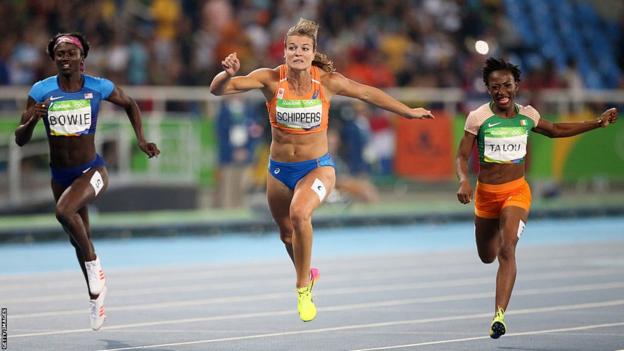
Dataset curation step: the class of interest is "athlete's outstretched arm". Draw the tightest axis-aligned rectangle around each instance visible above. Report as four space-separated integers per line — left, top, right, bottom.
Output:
533 107 618 138
210 52 273 96
325 72 434 119
456 131 476 204
15 97 47 146
107 86 160 158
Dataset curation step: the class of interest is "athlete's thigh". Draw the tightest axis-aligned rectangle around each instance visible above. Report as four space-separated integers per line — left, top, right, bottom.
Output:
291 166 336 213
499 206 529 244
475 215 500 260
266 172 294 228
56 166 109 213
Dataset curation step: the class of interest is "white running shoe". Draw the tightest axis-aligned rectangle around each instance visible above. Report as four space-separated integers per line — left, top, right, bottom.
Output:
85 256 106 295
89 285 107 331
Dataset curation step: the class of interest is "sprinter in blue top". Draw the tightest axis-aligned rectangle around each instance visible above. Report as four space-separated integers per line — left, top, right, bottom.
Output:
14 32 160 331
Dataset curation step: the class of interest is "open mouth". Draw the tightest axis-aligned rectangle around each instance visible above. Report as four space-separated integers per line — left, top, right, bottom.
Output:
497 97 510 105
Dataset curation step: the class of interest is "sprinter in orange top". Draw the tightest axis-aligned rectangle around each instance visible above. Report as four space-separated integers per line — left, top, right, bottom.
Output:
211 18 433 322
456 57 618 339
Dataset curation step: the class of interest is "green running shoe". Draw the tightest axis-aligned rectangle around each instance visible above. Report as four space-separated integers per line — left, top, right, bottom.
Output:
489 307 507 339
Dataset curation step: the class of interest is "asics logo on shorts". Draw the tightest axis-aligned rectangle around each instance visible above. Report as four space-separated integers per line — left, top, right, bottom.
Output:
274 168 281 174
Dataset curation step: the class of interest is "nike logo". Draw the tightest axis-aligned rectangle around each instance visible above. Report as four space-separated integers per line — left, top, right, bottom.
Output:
488 122 502 127
49 96 64 101
82 167 92 174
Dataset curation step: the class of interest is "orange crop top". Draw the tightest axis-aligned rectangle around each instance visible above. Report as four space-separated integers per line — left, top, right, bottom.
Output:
266 64 330 134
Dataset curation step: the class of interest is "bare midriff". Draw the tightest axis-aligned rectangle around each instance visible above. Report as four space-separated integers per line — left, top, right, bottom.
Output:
478 163 525 184
270 128 328 162
48 134 96 167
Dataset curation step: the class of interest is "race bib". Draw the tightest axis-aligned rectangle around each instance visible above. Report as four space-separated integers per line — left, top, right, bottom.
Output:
275 99 322 130
47 99 92 136
484 134 527 163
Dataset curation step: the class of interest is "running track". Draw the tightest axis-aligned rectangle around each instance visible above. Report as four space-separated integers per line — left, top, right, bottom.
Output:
1 218 623 350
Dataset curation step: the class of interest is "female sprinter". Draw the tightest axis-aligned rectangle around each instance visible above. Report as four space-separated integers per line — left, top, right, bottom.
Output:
456 57 618 339
211 18 433 322
15 32 160 330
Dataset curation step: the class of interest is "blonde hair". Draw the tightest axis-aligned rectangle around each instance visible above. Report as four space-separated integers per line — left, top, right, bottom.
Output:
285 18 335 72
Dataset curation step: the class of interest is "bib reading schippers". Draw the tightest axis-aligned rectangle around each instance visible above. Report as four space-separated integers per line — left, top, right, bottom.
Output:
48 99 92 136
28 74 115 138
275 99 322 130
267 65 330 134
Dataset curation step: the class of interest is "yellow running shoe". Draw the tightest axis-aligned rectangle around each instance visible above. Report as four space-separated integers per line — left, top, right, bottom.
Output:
489 307 507 339
296 268 319 322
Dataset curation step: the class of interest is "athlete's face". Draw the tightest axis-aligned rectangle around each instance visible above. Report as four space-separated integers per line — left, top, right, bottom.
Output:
486 70 519 113
53 42 83 75
284 35 315 71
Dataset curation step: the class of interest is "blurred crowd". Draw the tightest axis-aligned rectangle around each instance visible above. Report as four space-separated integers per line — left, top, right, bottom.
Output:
1 0 621 91
1 0 622 207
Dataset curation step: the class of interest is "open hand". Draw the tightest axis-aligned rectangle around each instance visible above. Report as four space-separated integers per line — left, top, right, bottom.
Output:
406 107 434 119
598 107 618 127
221 52 241 77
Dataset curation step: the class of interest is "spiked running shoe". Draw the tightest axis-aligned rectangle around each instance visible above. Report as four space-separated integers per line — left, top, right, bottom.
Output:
297 268 320 322
85 256 106 295
89 285 107 331
489 307 507 339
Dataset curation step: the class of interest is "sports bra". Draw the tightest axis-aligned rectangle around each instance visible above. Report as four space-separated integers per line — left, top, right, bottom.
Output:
266 65 330 134
28 74 114 137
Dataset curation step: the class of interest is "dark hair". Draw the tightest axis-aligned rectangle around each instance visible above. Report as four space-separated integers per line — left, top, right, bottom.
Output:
47 32 90 60
482 57 521 86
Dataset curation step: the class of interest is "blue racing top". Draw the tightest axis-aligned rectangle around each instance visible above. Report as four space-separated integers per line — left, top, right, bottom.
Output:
28 74 114 137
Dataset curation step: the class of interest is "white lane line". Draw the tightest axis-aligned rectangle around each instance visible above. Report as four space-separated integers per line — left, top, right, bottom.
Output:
3 266 620 305
9 279 624 320
350 321 624 350
1 264 483 302
8 292 624 339
87 302 624 350
0 251 456 283
1 248 613 290
0 259 478 292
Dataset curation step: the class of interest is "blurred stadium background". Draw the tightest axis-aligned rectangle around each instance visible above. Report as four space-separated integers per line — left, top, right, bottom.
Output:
0 0 623 239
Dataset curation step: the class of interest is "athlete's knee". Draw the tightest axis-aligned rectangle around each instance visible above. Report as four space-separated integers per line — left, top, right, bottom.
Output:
497 242 517 261
289 205 311 227
55 204 74 224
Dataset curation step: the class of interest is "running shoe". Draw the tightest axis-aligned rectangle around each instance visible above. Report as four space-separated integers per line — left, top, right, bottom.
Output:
489 307 507 339
297 268 320 322
89 285 107 331
85 256 106 295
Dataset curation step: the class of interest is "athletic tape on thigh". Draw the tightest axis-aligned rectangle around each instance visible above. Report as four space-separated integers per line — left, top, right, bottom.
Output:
311 178 327 202
517 220 526 239
90 170 104 196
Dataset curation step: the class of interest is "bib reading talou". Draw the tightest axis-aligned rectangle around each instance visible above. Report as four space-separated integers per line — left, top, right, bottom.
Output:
483 127 528 163
47 99 92 136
